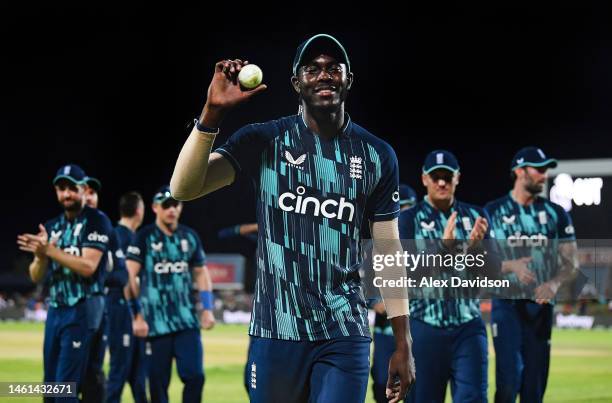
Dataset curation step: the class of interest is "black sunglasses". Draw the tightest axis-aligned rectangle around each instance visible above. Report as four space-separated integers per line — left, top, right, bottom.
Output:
160 199 181 209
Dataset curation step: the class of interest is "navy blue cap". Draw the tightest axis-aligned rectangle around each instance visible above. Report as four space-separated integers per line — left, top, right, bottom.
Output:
511 147 558 171
152 185 173 204
422 150 460 174
53 164 87 185
293 34 350 76
399 184 417 207
84 176 102 192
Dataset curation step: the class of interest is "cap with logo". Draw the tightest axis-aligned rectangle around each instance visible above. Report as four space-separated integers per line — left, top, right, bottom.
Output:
293 34 350 76
422 150 460 174
153 185 173 204
399 184 417 207
84 177 102 192
53 164 87 185
511 147 558 171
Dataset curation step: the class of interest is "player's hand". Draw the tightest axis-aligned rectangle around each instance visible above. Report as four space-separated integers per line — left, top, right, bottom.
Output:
132 314 149 338
17 224 51 259
504 257 535 285
468 216 488 248
535 280 560 304
442 211 457 249
373 302 386 315
201 59 267 123
386 344 415 403
200 310 215 330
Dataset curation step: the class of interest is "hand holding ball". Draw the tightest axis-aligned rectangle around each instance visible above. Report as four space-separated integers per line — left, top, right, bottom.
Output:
238 64 263 90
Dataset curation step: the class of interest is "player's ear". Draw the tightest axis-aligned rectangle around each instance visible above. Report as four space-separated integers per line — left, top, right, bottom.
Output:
454 173 460 185
421 173 428 187
290 76 300 94
346 71 354 90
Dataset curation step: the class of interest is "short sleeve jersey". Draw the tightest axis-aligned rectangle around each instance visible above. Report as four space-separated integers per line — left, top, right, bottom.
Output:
126 223 206 337
485 193 576 298
399 198 493 327
216 113 400 341
44 205 113 307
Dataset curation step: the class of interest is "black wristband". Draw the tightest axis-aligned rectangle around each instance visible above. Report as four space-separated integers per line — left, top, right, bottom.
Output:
194 119 219 133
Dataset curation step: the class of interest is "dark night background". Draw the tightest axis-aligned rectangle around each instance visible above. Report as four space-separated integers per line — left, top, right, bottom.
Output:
2 5 612 283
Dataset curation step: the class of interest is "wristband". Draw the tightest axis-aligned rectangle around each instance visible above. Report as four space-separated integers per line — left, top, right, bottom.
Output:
128 299 141 315
199 290 214 310
194 119 219 134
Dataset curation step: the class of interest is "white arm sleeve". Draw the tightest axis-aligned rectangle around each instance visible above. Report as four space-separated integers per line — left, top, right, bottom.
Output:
170 126 235 201
371 218 410 319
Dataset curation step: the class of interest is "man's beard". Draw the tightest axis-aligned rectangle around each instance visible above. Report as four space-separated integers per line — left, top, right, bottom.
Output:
525 181 544 195
62 198 82 213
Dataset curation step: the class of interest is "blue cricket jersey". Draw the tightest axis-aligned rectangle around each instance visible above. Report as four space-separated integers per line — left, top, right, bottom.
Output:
215 113 400 341
126 223 206 337
44 205 113 307
485 192 576 298
399 197 494 328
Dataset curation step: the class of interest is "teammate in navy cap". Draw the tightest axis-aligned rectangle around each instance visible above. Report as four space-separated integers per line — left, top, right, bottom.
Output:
106 192 147 403
170 33 415 403
126 186 214 403
485 147 578 403
17 164 113 402
400 150 500 403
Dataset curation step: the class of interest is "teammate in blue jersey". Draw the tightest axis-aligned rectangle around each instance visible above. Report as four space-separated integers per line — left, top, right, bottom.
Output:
370 184 416 403
485 147 579 403
399 150 495 403
81 175 111 403
106 192 148 403
170 33 415 403
126 186 215 403
18 164 113 403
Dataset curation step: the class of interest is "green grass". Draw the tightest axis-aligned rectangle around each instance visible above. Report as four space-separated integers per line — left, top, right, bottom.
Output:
0 322 611 402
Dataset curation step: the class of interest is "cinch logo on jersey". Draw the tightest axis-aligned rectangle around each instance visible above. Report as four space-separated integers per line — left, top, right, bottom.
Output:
63 245 81 256
87 231 109 244
507 232 548 247
153 260 189 274
278 185 355 221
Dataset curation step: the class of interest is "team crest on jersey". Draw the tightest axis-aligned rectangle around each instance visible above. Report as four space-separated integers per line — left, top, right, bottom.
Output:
349 156 363 179
73 223 83 237
461 217 472 231
502 215 516 225
420 221 436 231
151 242 163 252
285 151 306 169
181 239 189 253
538 211 547 225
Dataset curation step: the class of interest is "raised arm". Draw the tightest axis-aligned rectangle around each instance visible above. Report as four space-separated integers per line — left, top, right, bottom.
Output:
170 59 266 200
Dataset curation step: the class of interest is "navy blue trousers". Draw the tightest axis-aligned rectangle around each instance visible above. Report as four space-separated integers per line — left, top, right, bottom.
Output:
105 294 148 403
405 317 488 403
43 302 93 403
246 335 370 403
491 299 553 403
147 328 204 403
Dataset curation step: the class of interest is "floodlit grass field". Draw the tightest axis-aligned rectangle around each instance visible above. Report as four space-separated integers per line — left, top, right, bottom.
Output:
1 322 611 402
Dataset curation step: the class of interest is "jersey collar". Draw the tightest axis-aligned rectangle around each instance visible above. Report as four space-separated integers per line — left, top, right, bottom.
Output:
298 112 353 138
